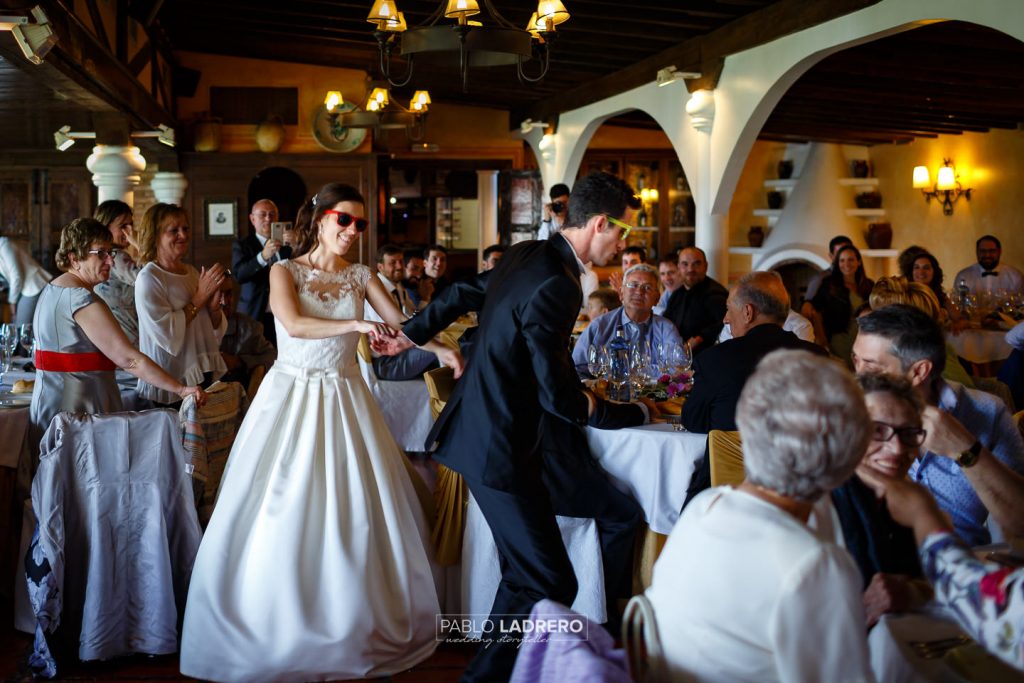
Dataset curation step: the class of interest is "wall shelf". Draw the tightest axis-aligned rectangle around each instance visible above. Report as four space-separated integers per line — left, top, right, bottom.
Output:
764 179 798 190
669 226 696 233
838 177 880 187
862 249 898 258
753 209 783 218
729 246 764 255
846 208 886 218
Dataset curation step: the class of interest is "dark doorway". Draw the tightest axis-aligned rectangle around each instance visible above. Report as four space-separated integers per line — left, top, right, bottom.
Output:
773 260 822 310
247 167 307 227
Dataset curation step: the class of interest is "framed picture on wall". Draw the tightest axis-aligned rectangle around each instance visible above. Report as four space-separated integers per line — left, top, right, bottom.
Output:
205 199 237 238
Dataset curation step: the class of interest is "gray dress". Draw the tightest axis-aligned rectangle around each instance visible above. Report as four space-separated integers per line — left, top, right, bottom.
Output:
29 285 122 452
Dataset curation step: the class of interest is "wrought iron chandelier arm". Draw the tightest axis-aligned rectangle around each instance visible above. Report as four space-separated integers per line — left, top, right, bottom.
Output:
517 43 551 83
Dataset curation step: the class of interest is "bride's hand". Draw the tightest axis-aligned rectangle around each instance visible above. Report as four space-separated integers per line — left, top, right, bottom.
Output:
358 320 396 340
436 347 465 379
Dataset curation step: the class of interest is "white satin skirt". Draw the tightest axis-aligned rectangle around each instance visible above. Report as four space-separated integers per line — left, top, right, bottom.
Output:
180 362 439 682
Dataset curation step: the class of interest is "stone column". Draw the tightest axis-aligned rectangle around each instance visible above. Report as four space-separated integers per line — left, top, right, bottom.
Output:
85 145 147 205
150 171 189 206
686 90 728 280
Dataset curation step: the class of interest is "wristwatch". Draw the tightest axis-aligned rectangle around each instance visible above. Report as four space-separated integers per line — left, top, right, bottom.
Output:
956 440 983 468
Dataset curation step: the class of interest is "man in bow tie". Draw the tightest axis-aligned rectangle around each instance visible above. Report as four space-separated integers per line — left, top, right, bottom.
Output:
953 235 1024 296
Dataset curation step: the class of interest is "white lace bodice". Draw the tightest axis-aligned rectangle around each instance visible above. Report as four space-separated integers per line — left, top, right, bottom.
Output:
273 260 372 369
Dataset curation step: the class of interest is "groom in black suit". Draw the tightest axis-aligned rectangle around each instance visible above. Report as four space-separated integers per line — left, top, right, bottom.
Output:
403 172 646 682
232 199 292 345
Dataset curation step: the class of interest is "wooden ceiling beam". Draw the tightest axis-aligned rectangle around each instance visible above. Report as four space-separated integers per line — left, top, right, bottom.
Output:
519 0 883 125
772 99 1022 128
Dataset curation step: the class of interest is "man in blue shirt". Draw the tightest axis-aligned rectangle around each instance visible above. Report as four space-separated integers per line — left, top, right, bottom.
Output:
572 263 682 378
853 305 1024 546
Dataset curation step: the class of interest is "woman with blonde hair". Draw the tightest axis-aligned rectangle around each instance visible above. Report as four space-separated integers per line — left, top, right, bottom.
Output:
133 203 227 405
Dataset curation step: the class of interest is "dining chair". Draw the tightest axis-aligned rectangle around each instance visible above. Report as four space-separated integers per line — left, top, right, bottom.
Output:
708 429 744 487
357 333 373 363
622 594 669 683
180 381 247 525
423 365 464 565
26 409 202 675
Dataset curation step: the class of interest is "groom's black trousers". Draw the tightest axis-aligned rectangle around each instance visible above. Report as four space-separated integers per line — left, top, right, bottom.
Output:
460 417 642 683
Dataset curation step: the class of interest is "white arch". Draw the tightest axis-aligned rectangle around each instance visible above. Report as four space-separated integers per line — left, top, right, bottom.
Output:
521 0 1024 275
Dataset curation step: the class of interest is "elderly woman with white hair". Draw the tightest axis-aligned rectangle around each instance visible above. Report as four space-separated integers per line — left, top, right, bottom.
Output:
645 349 876 683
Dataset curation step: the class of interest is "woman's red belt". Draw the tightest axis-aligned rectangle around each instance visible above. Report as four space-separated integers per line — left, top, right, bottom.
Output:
35 350 117 372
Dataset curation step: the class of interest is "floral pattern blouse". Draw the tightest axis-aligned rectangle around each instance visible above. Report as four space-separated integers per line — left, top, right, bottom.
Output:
921 531 1024 669
94 250 140 345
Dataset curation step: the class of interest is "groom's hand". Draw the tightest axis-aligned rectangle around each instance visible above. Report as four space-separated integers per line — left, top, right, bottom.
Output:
371 333 415 356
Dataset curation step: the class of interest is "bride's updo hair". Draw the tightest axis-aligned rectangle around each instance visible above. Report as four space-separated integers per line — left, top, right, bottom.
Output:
292 183 365 257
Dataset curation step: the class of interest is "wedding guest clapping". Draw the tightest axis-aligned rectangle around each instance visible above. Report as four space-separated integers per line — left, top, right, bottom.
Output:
134 203 227 405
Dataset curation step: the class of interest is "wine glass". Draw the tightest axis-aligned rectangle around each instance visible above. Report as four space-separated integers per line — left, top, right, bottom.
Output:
678 341 693 373
596 345 610 380
587 343 602 378
19 323 33 359
0 324 15 388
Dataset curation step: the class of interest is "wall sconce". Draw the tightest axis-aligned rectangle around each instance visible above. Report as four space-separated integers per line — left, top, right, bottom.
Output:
913 158 972 216
656 65 701 87
54 125 96 151
131 124 176 147
55 124 176 150
1 6 57 65
639 187 659 204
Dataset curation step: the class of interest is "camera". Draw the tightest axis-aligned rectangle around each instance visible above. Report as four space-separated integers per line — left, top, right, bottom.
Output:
551 201 565 214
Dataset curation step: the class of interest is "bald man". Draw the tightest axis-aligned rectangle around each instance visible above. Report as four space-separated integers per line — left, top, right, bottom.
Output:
680 271 826 508
232 198 292 345
662 246 728 355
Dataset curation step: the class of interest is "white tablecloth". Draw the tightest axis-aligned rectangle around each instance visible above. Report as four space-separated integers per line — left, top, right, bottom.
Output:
948 329 1013 364
869 609 1024 682
588 423 707 535
459 422 707 634
358 358 434 452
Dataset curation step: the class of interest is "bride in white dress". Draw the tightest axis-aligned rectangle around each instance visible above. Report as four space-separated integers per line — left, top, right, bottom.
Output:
180 183 462 683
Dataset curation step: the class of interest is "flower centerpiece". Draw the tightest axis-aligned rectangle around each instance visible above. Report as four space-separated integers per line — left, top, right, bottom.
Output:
643 371 694 401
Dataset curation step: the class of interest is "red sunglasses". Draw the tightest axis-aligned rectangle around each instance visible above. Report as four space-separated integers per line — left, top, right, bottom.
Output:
323 210 369 233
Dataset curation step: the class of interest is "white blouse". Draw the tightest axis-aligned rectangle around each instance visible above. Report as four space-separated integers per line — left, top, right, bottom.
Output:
646 486 875 683
135 262 227 403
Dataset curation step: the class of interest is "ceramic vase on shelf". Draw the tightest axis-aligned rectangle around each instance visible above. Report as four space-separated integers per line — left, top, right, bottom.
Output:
256 116 285 153
867 222 892 249
777 159 794 179
855 191 883 209
192 113 222 153
748 226 765 247
766 191 784 209
851 160 870 178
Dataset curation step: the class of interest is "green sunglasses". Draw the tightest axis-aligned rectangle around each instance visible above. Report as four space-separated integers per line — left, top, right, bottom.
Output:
588 213 634 240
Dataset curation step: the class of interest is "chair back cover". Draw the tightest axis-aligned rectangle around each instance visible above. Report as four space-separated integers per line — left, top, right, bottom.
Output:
180 381 247 524
708 429 744 487
26 409 202 675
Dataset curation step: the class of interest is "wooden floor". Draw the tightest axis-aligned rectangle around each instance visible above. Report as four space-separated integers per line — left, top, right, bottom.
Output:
0 598 474 683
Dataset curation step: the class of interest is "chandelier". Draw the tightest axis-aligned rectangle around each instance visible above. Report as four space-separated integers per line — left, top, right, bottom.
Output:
324 87 432 140
366 0 570 91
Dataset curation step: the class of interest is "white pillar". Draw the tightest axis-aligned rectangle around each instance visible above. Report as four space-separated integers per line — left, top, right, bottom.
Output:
151 171 189 206
686 90 727 281
85 145 147 205
477 170 499 260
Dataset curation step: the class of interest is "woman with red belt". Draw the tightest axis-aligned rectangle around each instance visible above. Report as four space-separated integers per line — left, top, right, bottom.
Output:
29 218 205 452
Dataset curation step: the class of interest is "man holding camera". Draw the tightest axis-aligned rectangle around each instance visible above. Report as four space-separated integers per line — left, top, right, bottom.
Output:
537 183 570 240
232 198 293 345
